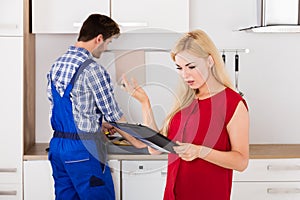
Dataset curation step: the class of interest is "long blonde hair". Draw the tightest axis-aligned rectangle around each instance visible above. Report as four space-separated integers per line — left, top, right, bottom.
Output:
161 29 234 136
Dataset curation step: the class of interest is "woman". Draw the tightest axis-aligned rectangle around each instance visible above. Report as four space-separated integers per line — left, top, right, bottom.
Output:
122 29 249 200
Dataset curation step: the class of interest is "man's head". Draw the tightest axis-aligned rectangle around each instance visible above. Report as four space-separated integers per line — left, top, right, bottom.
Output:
78 14 120 42
77 14 120 58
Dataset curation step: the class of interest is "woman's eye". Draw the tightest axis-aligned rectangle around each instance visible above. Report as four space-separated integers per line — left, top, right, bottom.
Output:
176 67 182 70
188 66 196 69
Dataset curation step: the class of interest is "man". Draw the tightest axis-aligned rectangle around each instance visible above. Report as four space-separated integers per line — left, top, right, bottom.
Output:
47 13 131 200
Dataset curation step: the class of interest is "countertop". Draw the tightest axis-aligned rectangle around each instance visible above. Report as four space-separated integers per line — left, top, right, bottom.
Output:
23 143 168 161
23 143 300 161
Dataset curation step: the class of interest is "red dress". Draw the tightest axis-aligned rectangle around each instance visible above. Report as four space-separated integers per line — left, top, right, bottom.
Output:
163 88 247 200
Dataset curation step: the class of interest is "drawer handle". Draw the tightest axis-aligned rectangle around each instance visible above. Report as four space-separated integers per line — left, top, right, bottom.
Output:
267 188 300 194
0 168 17 173
0 191 17 196
267 165 300 171
119 22 148 27
0 24 18 29
73 22 82 28
127 169 166 176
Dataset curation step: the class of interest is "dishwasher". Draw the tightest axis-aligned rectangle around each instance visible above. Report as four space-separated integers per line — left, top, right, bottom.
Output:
121 160 168 200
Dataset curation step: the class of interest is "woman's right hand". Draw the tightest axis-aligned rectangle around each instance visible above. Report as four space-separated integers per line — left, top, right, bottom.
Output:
121 74 149 104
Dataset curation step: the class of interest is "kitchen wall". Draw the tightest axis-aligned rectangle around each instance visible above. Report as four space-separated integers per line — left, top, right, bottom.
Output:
36 0 300 144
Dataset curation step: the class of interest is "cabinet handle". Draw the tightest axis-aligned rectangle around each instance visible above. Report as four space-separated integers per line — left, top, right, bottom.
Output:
119 22 148 27
73 22 82 28
0 168 17 173
267 188 300 194
267 165 300 171
0 191 17 196
0 24 18 29
161 171 167 176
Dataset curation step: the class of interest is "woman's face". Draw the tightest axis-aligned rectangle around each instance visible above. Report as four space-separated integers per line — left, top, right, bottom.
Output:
174 51 213 90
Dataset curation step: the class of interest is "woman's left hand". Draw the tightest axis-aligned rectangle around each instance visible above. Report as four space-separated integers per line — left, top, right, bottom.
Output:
173 141 201 161
121 74 149 104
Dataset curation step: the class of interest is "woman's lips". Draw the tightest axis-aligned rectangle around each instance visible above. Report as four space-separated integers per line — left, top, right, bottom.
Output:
186 80 194 85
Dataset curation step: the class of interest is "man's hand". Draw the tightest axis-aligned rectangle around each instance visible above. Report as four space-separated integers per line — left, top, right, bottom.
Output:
102 122 117 135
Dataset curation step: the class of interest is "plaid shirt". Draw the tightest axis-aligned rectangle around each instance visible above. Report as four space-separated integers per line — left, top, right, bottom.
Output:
47 46 123 133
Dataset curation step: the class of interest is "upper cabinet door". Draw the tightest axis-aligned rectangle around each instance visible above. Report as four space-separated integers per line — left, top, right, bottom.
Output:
0 0 23 36
32 0 110 34
111 0 189 33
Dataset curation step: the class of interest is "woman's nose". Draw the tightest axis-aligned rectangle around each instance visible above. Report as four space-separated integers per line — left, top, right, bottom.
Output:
181 68 189 78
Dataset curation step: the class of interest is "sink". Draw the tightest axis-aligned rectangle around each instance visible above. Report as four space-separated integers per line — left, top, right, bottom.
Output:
107 136 149 155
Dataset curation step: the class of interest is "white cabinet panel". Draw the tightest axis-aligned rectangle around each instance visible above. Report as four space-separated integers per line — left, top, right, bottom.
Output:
0 37 23 184
111 0 189 33
24 160 55 200
108 160 121 200
232 182 300 200
0 184 22 200
233 159 300 182
32 0 110 33
0 0 23 36
122 160 167 200
232 159 300 200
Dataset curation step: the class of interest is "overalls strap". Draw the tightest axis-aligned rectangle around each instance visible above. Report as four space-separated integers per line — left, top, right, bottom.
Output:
63 59 95 98
70 59 95 86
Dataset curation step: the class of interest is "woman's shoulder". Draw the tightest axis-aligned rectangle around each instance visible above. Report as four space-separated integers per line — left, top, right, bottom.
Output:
225 87 248 110
225 87 243 100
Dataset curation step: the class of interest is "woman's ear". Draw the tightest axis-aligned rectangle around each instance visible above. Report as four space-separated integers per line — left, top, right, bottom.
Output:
207 55 214 68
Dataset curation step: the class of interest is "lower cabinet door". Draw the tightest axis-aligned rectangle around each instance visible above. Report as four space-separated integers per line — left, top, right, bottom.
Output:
232 182 300 200
108 160 121 200
0 184 21 200
122 160 167 200
24 160 54 200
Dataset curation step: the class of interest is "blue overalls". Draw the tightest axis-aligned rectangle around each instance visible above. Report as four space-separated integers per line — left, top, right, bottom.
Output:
48 59 115 200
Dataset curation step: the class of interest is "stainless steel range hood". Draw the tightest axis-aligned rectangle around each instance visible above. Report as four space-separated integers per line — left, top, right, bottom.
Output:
240 0 300 33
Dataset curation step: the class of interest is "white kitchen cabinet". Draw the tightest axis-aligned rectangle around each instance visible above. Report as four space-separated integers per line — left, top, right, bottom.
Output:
32 0 110 33
111 0 189 33
23 160 55 200
122 160 167 200
23 160 122 200
0 0 23 36
232 158 300 200
0 37 23 200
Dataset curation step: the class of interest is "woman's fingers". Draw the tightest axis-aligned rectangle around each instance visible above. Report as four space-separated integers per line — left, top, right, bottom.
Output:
121 74 137 94
173 141 188 154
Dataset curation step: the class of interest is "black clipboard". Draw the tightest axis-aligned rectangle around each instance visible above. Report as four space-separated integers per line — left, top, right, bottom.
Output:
109 122 178 153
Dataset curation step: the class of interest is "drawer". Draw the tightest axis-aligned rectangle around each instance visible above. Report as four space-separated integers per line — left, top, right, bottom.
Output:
0 184 21 200
233 159 300 181
232 182 300 200
0 168 21 184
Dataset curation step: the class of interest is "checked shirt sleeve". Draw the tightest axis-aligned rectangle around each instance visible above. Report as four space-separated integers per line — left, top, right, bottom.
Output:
87 64 123 122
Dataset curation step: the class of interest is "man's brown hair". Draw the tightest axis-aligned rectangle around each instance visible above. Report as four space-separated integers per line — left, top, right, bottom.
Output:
77 14 120 42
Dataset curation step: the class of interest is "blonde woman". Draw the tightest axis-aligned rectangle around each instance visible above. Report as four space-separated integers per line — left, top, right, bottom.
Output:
122 29 249 200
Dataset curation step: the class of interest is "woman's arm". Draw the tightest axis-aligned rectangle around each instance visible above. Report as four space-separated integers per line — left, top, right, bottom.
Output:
121 75 159 131
174 101 249 172
120 75 162 154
